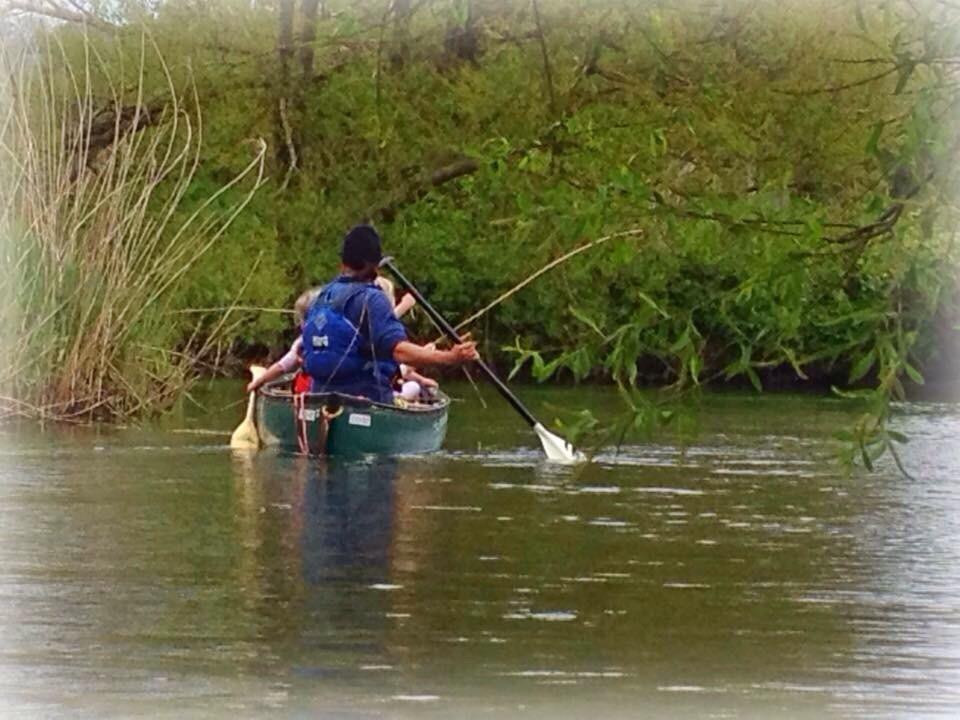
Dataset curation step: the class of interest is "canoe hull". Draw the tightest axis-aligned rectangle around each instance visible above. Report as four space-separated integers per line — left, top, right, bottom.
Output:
255 381 448 456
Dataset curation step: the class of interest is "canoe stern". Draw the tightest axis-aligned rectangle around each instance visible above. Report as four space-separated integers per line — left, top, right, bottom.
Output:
255 381 449 456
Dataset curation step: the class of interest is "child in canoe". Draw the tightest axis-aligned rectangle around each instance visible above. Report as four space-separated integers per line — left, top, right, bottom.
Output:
375 276 440 404
245 288 319 394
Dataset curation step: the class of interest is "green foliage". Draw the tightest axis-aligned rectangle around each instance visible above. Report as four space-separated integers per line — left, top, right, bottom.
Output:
4 0 957 463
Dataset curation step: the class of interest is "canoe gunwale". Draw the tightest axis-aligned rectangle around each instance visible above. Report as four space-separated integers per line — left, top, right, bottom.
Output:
257 376 450 417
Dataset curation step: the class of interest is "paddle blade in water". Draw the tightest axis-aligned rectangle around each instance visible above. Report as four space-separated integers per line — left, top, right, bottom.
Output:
229 416 258 449
533 422 586 464
230 365 267 450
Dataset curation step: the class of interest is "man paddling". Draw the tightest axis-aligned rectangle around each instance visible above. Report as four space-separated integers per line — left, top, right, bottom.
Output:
298 224 477 403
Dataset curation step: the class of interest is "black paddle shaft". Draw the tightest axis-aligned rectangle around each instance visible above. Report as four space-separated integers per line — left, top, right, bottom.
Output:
381 258 539 429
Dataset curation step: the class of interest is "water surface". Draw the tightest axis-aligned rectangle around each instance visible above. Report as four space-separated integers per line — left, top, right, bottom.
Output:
1 384 958 718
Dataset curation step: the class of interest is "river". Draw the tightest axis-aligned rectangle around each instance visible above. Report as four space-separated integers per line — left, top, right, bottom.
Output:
0 383 958 718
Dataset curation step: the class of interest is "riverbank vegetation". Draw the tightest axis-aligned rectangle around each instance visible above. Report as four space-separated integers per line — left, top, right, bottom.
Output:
0 33 266 419
0 0 957 464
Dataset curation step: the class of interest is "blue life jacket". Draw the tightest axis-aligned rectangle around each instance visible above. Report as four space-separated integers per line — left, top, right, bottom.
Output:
301 281 399 399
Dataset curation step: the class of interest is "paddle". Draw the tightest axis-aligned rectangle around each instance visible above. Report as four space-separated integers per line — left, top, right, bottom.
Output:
230 365 267 450
380 257 585 463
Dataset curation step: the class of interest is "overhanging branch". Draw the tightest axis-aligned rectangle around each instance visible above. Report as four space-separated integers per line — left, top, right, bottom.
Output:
1 0 116 30
369 156 479 222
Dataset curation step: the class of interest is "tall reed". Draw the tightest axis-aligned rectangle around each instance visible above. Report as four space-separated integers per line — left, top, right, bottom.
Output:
0 32 265 421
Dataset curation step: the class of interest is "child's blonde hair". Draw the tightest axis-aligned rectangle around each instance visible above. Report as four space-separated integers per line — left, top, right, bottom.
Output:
374 276 396 310
293 287 321 325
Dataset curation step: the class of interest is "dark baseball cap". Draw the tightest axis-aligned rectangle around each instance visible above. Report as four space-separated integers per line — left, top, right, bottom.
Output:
340 224 382 269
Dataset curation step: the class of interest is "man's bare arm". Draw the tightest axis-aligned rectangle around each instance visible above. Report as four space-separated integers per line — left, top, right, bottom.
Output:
393 340 477 366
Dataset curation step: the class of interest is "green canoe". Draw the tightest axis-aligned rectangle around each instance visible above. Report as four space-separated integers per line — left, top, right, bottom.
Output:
255 378 449 456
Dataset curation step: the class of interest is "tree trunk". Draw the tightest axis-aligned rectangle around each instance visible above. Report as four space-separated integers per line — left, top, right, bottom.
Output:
390 0 411 67
300 0 321 83
277 0 295 87
444 0 481 64
274 0 298 183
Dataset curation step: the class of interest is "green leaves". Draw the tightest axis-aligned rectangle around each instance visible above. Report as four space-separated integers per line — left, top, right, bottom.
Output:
865 122 885 157
637 291 670 319
848 348 876 383
903 361 924 385
569 304 605 338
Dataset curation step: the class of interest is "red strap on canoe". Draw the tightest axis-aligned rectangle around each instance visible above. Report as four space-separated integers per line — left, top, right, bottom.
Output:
292 373 341 455
293 371 312 394
293 393 308 454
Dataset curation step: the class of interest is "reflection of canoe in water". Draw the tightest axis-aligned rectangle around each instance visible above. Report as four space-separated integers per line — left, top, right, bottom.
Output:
255 378 449 456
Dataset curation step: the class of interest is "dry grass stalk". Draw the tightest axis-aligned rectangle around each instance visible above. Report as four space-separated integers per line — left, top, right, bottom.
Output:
434 228 646 343
0 31 266 421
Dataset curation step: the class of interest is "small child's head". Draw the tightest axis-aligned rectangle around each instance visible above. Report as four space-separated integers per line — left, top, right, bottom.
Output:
399 380 421 401
293 287 320 326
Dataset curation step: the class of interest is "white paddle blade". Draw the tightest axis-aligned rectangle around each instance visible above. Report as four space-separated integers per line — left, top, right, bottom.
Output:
230 365 267 450
229 419 258 449
534 423 586 464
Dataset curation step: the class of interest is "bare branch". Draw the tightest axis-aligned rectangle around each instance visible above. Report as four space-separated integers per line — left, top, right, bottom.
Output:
776 66 899 95
277 97 298 191
369 157 479 221
1 0 115 29
823 204 903 244
447 229 647 339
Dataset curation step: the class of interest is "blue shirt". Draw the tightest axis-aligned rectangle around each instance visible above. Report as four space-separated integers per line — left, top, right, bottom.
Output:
314 275 407 402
